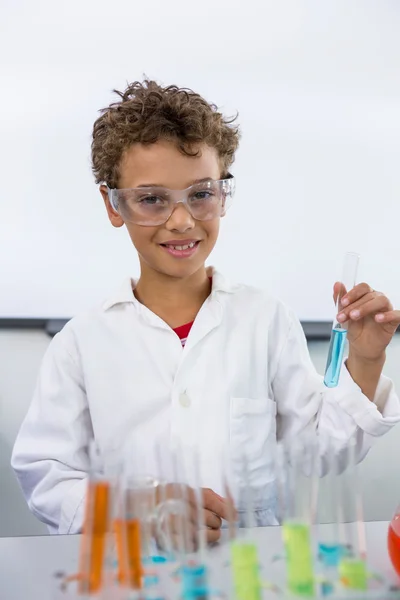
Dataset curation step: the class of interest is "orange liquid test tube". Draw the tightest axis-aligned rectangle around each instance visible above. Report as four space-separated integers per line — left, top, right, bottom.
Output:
114 517 143 589
78 480 111 594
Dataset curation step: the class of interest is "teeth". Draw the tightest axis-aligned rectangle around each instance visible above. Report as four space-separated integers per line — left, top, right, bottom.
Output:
167 242 196 250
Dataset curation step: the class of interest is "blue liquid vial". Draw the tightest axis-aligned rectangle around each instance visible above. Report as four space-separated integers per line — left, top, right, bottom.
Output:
182 563 209 600
324 328 347 387
318 542 343 567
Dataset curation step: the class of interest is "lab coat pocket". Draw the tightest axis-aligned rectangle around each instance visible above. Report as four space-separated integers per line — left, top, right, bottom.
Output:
230 396 276 461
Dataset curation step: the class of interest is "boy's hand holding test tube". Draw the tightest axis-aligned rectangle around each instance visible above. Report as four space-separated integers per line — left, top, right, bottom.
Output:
331 260 400 400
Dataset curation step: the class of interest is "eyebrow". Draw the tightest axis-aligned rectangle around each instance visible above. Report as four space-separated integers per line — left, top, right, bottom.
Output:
133 177 214 188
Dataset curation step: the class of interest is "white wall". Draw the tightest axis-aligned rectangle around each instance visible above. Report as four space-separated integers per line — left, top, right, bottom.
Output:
2 0 400 321
1 329 399 537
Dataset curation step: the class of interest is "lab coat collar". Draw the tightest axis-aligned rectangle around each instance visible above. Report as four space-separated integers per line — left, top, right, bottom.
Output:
102 267 237 311
102 279 136 311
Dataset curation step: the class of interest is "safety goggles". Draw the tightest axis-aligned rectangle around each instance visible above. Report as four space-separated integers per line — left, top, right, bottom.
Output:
107 174 235 227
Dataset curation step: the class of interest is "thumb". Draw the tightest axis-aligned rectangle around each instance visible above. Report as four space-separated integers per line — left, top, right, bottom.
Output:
333 281 347 306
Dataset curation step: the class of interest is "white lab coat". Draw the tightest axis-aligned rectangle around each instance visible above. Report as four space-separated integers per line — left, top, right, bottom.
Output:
11 269 400 534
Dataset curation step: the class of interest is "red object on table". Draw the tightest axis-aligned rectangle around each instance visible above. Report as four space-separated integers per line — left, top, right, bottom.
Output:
388 513 400 577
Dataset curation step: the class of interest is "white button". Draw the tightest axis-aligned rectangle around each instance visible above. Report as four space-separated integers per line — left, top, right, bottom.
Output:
179 392 191 407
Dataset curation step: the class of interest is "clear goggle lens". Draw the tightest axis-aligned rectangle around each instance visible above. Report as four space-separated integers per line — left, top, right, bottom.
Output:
107 175 235 226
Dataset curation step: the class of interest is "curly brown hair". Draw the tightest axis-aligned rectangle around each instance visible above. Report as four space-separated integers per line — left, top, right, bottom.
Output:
91 80 240 188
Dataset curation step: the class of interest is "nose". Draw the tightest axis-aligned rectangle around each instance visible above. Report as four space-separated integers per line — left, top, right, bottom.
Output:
165 201 195 232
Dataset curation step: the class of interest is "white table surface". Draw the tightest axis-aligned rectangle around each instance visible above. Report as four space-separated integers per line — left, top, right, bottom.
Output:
0 521 398 600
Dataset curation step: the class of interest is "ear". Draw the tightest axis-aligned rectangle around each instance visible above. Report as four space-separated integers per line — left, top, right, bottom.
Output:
100 185 124 228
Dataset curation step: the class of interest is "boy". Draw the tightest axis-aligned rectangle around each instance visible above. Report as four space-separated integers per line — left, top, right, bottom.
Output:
12 80 400 539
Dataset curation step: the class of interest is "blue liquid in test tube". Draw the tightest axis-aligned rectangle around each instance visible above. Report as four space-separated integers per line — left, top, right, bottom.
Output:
324 329 348 388
324 252 360 388
318 542 344 567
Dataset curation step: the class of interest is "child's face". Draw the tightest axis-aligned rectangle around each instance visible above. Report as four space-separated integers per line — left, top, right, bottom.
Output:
101 140 222 280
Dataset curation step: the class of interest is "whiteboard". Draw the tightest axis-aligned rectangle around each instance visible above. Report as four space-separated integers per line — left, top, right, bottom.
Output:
1 0 400 321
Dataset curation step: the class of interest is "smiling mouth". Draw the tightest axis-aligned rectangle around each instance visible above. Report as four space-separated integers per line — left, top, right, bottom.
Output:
160 241 198 251
159 240 201 258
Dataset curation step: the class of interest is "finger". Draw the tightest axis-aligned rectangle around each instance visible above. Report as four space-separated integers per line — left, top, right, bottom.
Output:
188 501 223 529
337 293 391 323
180 486 204 518
375 310 400 329
203 509 222 530
333 282 347 305
340 282 372 307
202 488 230 520
224 496 238 524
182 485 197 503
206 527 222 545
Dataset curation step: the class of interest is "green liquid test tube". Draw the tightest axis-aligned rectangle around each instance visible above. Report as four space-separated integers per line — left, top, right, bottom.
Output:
231 542 262 600
283 521 315 597
338 557 367 591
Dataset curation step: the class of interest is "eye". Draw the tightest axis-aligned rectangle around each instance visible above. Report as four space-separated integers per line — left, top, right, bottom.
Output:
137 195 166 205
191 190 214 201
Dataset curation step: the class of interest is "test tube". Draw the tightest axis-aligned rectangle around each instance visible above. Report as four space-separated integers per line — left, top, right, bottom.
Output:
77 442 114 596
115 435 164 598
336 437 368 592
324 252 360 388
314 437 343 596
119 436 180 599
172 441 210 600
114 477 148 590
276 436 318 597
154 438 185 560
223 449 262 600
316 437 342 565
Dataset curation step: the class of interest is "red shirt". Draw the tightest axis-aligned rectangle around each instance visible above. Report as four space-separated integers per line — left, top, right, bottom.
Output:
173 321 194 347
172 277 212 347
